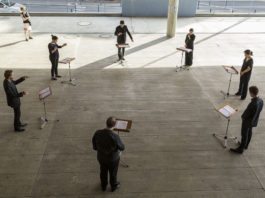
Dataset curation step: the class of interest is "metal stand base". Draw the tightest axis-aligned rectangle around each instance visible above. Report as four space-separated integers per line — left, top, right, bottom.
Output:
213 133 238 148
61 79 76 86
176 51 190 72
62 62 76 86
213 119 238 148
40 117 48 129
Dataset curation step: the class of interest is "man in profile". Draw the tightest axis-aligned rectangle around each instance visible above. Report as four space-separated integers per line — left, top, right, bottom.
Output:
185 28 196 66
92 117 125 192
114 20 134 62
230 86 263 154
3 70 29 132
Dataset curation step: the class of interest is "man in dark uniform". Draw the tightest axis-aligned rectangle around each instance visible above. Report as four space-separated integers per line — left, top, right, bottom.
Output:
230 86 263 154
185 28 196 66
92 117 125 192
114 20 134 61
3 70 29 132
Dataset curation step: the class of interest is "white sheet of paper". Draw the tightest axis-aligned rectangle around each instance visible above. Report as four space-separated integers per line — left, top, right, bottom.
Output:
61 57 72 63
218 105 236 117
39 87 51 99
226 67 237 74
177 47 192 53
115 120 128 130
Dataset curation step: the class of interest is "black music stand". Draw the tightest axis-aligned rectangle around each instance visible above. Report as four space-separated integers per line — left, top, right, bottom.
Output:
59 57 76 86
213 103 238 148
220 66 239 99
114 119 132 168
39 87 52 129
176 47 192 72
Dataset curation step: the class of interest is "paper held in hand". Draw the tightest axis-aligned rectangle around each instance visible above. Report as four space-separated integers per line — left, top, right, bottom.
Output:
39 87 52 100
217 104 238 118
223 66 239 75
177 47 193 53
59 57 75 64
116 43 130 48
114 119 132 132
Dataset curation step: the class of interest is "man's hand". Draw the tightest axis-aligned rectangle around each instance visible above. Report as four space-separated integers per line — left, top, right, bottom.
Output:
23 76 29 79
62 43 67 47
240 71 244 75
118 33 123 36
22 91 28 95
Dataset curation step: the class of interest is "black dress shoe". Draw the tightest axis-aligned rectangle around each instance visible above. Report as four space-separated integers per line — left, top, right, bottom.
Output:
240 97 246 100
51 77 57 80
15 128 25 132
111 182 120 192
235 92 241 96
230 148 243 154
19 123 28 127
56 75 62 78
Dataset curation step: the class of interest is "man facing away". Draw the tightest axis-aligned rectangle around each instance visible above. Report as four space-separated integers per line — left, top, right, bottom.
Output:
230 86 263 154
114 20 134 62
3 70 29 132
92 117 125 192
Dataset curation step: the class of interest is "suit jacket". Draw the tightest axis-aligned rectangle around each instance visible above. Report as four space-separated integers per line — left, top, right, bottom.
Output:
114 25 133 44
242 97 263 127
185 34 196 50
3 77 25 108
92 129 125 163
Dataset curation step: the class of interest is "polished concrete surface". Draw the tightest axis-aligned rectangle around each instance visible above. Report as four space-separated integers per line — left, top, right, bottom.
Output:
0 16 265 197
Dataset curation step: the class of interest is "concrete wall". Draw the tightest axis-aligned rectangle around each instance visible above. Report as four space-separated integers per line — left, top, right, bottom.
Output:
121 0 198 17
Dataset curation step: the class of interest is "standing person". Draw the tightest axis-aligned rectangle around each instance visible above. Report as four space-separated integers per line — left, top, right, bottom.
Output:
114 20 134 62
3 70 29 132
20 7 33 41
48 35 67 80
92 117 125 192
230 86 263 154
185 28 196 66
235 50 254 100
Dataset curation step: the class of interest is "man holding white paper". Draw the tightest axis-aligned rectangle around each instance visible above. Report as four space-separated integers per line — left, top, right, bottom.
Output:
231 86 263 154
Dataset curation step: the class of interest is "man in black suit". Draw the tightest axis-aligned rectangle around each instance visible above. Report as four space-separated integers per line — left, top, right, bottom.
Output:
3 70 29 132
114 20 134 61
92 117 125 192
185 28 196 66
230 86 263 154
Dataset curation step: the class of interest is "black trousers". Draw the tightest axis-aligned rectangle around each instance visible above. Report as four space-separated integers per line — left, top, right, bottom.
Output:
13 106 21 130
185 51 193 66
98 159 120 189
238 76 249 99
118 48 125 60
50 57 59 77
239 121 253 151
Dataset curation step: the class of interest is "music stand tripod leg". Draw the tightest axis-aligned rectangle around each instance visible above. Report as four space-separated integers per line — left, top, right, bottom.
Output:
118 131 129 168
226 73 233 97
213 119 237 148
40 99 48 129
61 62 76 86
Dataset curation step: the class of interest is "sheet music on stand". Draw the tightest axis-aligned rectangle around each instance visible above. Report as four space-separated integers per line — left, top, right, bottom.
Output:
39 87 52 100
59 57 75 64
177 47 193 53
223 66 239 75
217 104 238 118
116 43 130 48
114 119 132 133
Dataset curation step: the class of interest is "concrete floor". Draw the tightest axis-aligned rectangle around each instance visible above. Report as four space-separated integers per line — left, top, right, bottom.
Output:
1 16 265 197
